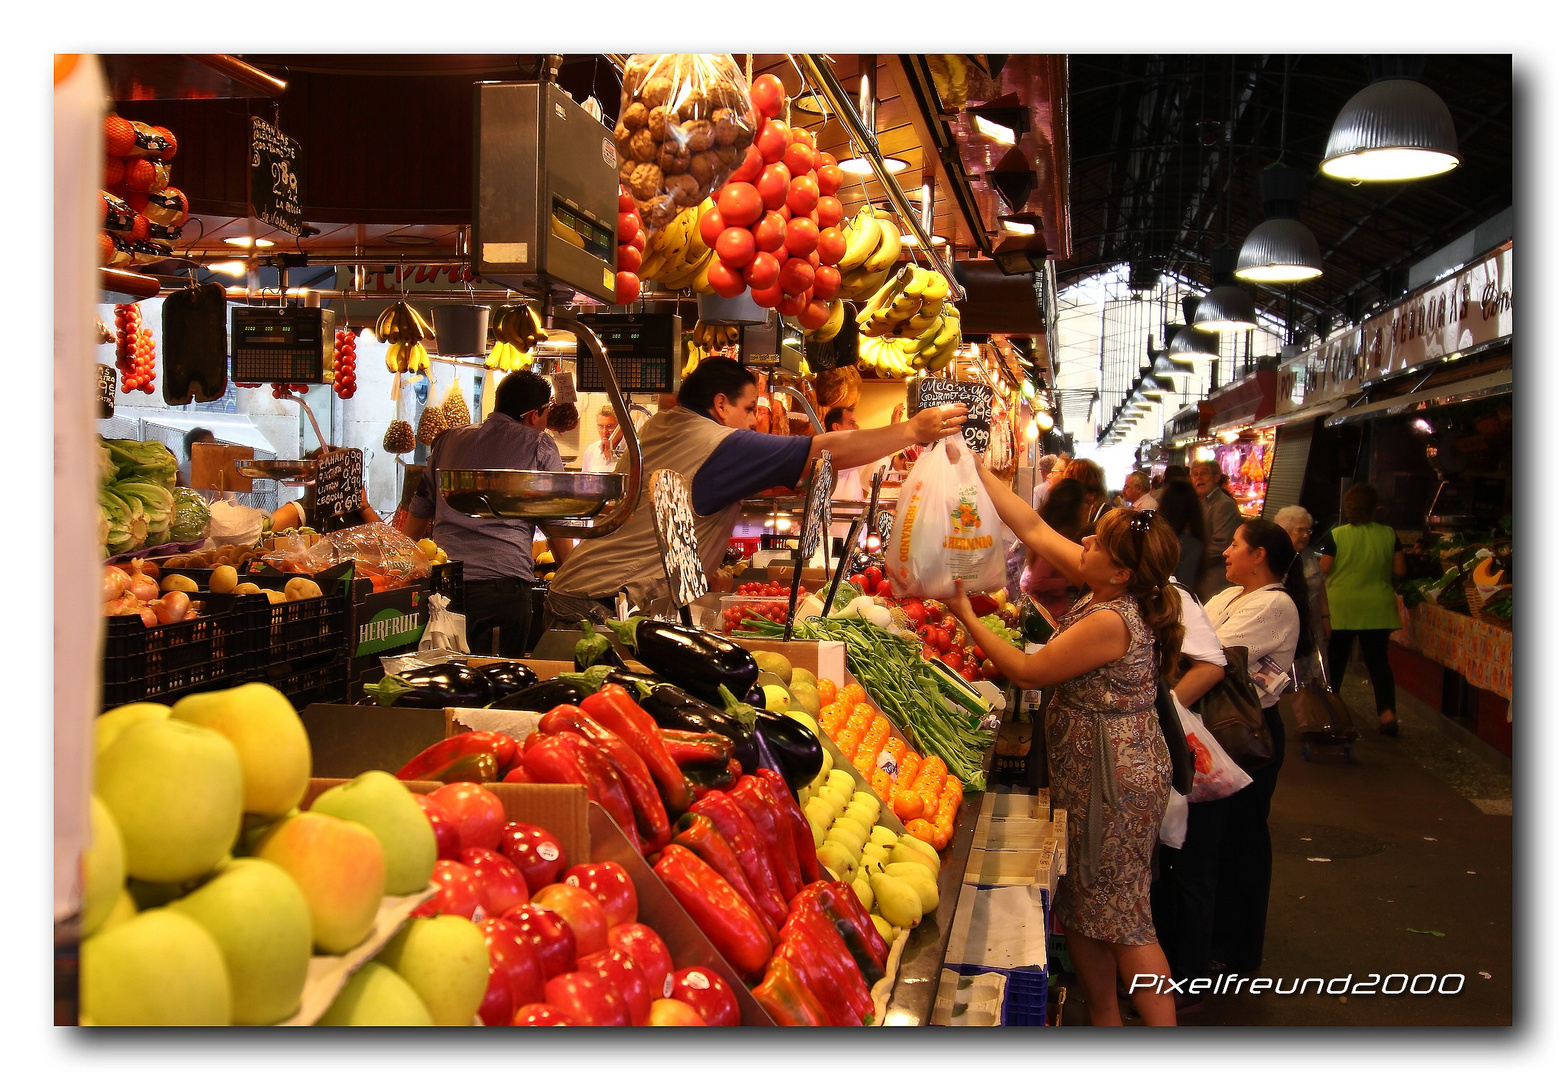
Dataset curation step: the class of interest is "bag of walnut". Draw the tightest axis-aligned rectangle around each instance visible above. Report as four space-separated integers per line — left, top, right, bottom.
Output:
614 54 756 239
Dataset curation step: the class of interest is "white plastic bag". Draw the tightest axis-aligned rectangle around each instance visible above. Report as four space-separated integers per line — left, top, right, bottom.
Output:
207 495 266 548
1159 789 1188 849
885 438 1008 598
419 592 469 654
1180 695 1253 803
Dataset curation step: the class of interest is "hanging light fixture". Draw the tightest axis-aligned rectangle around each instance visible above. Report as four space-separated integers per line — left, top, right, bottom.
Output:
1238 62 1324 283
1168 297 1221 362
1192 246 1258 332
1321 58 1460 183
837 65 910 176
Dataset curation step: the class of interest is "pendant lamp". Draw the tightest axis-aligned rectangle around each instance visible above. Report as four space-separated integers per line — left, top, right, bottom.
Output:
1322 76 1460 183
1237 165 1323 284
1192 246 1258 332
1168 297 1221 362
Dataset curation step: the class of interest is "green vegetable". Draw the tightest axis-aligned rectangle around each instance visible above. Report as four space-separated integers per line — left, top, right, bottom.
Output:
169 488 210 543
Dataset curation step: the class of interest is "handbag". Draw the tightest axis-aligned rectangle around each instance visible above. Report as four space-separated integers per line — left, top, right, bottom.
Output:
1153 653 1195 797
1194 644 1275 774
1278 648 1359 744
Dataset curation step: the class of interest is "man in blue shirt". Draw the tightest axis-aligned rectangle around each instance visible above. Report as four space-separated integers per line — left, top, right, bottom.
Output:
401 370 571 655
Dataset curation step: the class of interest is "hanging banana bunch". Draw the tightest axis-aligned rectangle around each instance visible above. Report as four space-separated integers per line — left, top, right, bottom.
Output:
375 301 435 375
486 304 546 372
682 321 742 377
852 262 963 377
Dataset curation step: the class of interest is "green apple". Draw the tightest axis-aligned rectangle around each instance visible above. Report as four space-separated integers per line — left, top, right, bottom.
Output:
310 770 436 895
94 889 138 936
80 796 125 937
316 961 432 1027
170 858 313 1025
376 915 489 1026
80 909 231 1025
172 683 312 818
254 811 386 955
93 702 170 758
95 718 243 885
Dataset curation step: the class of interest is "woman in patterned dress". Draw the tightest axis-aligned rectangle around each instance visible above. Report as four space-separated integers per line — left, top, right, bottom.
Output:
954 463 1188 1026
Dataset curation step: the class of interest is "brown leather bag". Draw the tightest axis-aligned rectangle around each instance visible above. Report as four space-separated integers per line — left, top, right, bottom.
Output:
1194 644 1275 775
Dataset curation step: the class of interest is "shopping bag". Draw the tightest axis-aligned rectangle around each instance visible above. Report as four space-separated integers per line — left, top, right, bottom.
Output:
1179 694 1253 803
885 438 1008 598
420 591 469 654
1159 789 1189 849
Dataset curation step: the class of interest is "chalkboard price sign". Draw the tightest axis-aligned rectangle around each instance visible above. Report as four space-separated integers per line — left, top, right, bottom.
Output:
96 365 116 419
915 377 993 454
314 449 364 521
249 117 304 236
649 468 707 611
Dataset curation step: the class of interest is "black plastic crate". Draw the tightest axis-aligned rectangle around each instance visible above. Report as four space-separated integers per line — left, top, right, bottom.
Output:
234 590 352 665
430 561 463 608
101 593 251 707
266 651 350 711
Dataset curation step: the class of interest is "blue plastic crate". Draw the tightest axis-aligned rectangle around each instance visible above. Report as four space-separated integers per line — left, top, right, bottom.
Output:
949 964 1050 1027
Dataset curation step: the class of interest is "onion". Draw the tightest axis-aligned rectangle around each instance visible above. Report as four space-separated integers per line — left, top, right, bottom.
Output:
138 608 158 627
154 592 190 624
127 575 160 602
104 565 131 603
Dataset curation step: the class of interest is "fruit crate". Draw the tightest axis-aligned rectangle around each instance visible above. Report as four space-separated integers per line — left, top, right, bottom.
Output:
947 965 1050 1027
430 561 463 609
233 590 352 666
100 593 252 707
266 650 350 710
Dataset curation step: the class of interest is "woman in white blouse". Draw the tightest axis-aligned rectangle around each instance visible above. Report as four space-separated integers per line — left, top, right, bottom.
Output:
1200 519 1312 978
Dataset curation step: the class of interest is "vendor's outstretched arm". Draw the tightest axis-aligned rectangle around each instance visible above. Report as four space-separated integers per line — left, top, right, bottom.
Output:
807 404 966 471
974 459 1085 587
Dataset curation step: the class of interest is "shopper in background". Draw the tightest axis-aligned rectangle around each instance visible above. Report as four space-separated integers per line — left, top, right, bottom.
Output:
1158 464 1190 502
177 427 216 488
400 370 570 657
952 478 1187 1026
1020 478 1089 620
1032 453 1060 510
1155 479 1208 594
579 404 622 474
1203 519 1312 977
1274 504 1330 682
1191 460 1243 601
1061 458 1111 525
1124 470 1158 511
1320 483 1405 737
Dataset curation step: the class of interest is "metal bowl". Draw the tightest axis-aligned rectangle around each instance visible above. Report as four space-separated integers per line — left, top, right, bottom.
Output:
235 459 317 484
440 468 625 520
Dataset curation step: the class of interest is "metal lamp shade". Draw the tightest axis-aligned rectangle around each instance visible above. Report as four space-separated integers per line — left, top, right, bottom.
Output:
1236 217 1324 283
1168 324 1220 362
1321 78 1461 182
1191 285 1258 333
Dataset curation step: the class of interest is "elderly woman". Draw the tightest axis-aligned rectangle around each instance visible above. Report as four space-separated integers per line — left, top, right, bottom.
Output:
1273 505 1329 682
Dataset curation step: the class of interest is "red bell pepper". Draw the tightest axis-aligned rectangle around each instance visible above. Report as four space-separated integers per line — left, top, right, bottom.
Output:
423 752 499 785
780 903 874 1026
657 728 734 769
751 955 828 1026
650 844 773 985
581 684 692 813
790 881 888 985
501 763 531 783
538 704 671 851
669 814 771 941
730 776 803 900
396 732 518 781
521 733 642 854
688 792 788 930
752 769 822 886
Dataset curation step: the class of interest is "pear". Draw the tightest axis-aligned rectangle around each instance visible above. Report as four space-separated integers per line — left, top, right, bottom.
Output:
826 826 867 855
816 786 848 818
842 803 879 832
815 841 857 881
889 843 940 876
762 684 793 712
850 791 881 811
870 873 923 929
859 846 889 877
897 832 942 867
850 875 875 913
883 860 938 886
870 825 900 848
884 865 938 914
870 913 897 945
827 770 858 800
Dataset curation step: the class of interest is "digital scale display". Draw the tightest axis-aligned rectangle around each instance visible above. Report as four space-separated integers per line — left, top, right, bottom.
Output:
575 313 681 394
550 198 614 263
230 306 334 383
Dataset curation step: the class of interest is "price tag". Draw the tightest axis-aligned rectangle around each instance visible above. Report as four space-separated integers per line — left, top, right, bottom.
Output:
313 449 364 520
915 376 993 454
249 116 304 236
96 364 116 419
649 469 707 610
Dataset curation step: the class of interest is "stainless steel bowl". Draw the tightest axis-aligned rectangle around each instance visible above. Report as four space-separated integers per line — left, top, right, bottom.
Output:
439 468 625 520
235 459 317 484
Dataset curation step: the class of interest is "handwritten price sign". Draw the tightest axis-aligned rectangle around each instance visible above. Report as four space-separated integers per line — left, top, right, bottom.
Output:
249 117 304 236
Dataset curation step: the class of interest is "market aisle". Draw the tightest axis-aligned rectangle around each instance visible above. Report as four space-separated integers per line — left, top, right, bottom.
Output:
1059 662 1512 1026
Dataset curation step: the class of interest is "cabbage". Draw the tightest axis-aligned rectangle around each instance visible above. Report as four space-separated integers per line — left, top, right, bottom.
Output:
170 488 211 543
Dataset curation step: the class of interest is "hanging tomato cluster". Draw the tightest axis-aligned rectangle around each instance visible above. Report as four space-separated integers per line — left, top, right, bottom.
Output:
113 304 156 394
269 383 310 399
615 186 648 305
100 116 189 268
697 74 847 330
333 328 358 398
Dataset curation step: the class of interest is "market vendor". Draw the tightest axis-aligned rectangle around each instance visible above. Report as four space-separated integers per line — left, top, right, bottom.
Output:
270 444 381 533
399 370 573 656
544 358 965 623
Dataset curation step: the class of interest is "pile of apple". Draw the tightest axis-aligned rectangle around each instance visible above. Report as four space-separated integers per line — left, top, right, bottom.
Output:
802 769 942 939
697 73 846 332
403 780 741 1026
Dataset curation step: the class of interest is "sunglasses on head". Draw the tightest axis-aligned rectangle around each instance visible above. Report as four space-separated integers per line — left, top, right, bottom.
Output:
1126 508 1156 567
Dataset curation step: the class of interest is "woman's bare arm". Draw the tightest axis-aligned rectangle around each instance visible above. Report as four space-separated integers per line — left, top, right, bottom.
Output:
974 460 1086 587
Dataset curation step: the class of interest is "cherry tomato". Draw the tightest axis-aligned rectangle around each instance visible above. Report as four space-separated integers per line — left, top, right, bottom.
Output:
715 227 757 269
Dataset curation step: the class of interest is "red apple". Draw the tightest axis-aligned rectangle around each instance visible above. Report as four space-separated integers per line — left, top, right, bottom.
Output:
647 998 707 1026
459 847 531 915
607 923 675 1000
500 903 577 980
411 859 484 919
496 822 568 892
476 917 545 1026
561 862 637 927
531 882 609 955
512 1002 578 1026
669 966 741 1027
578 948 651 1025
544 969 631 1027
413 794 462 862
426 782 505 851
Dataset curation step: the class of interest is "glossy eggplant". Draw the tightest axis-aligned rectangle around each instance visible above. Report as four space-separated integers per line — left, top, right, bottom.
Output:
606 617 759 699
754 710 826 794
488 677 586 712
362 663 493 708
477 661 539 698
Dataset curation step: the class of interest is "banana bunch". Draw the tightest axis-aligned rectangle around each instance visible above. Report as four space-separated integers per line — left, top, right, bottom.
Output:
485 341 532 372
835 207 904 302
857 264 950 340
911 303 963 371
858 333 919 378
692 321 741 352
638 203 714 291
376 301 435 375
802 299 846 344
494 304 546 350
